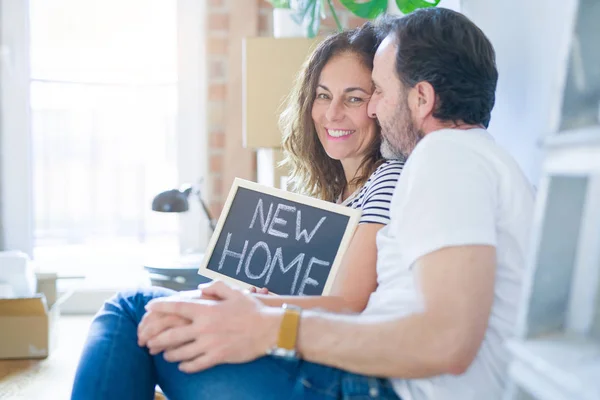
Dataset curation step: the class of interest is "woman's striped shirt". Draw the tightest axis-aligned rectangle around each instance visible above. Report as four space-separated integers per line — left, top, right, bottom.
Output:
341 159 404 225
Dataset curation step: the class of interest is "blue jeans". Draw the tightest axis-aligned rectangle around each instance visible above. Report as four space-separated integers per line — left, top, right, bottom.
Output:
71 287 401 400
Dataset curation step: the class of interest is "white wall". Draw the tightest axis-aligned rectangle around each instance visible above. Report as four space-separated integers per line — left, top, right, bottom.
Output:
461 0 577 184
388 0 577 184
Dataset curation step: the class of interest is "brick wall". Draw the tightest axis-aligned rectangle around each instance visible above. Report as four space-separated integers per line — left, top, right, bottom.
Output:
206 0 368 218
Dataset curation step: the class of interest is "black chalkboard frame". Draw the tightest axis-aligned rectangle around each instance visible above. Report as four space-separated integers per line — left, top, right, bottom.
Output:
197 178 361 295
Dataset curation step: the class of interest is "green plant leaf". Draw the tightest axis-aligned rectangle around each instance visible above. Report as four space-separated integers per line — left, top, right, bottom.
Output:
290 0 323 38
339 0 387 20
307 0 323 38
290 0 312 26
395 0 440 14
327 0 343 32
267 0 291 9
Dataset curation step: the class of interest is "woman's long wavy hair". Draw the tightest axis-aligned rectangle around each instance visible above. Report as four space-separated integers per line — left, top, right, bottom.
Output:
280 23 383 202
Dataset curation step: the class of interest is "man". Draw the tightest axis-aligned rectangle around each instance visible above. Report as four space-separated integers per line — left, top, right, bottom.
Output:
74 8 535 400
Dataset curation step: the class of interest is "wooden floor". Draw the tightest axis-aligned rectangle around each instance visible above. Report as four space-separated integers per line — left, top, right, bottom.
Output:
0 316 93 400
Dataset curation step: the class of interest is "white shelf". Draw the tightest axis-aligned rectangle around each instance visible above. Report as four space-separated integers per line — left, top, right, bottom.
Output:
543 125 600 148
506 334 600 400
506 1 599 399
543 137 600 175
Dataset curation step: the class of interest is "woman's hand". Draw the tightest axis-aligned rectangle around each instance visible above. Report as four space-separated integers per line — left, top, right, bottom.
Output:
247 286 270 295
142 281 282 373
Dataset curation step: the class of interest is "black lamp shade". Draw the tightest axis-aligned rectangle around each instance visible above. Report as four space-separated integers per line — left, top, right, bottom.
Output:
151 189 190 212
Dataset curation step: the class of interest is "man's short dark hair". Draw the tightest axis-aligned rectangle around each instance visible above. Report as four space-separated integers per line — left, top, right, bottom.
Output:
376 8 498 128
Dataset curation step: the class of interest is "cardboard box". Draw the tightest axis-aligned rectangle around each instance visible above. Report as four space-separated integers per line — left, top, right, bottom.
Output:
243 37 320 149
0 273 60 359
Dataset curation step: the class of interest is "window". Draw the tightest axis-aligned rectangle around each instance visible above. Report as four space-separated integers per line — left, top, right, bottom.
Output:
26 0 207 284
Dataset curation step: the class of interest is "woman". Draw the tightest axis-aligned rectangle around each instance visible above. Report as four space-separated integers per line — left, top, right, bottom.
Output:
71 23 403 400
254 23 404 313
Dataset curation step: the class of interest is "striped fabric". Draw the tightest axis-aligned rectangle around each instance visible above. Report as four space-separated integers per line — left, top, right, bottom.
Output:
344 160 404 225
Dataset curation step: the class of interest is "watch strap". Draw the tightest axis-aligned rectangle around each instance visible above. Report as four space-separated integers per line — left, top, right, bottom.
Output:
268 303 302 358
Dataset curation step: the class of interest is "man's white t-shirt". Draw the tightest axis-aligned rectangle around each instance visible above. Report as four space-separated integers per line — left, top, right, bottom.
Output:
362 128 535 400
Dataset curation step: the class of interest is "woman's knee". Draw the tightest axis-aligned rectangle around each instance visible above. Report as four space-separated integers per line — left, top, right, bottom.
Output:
103 286 177 324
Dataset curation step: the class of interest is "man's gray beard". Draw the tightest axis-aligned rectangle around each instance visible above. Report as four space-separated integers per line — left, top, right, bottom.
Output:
380 135 405 160
379 99 423 159
380 119 421 160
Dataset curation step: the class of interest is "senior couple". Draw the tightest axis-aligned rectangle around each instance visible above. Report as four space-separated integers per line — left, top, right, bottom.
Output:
71 8 535 400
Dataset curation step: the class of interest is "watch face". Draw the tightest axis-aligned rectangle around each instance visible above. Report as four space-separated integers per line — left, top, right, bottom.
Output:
282 303 303 314
267 347 298 360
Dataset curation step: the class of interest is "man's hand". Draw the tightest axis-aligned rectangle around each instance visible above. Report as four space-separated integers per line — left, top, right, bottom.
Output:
138 310 190 347
137 289 209 347
143 281 282 373
137 285 262 347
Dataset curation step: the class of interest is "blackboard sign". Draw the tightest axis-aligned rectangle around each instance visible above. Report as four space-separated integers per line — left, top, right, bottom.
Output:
198 179 360 296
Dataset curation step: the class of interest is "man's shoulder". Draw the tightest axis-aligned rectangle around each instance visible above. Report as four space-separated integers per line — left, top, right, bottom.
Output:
407 129 499 172
416 128 493 154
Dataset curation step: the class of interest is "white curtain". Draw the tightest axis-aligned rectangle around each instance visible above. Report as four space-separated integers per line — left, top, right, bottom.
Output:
0 1 5 251
0 0 34 255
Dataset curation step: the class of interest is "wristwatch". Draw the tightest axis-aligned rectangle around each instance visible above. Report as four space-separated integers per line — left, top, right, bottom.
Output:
267 303 302 359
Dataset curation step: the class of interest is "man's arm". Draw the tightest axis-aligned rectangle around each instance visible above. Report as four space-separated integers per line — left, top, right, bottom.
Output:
297 245 496 378
142 245 494 376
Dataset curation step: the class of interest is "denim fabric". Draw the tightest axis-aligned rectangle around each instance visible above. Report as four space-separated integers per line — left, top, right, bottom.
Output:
71 287 401 400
